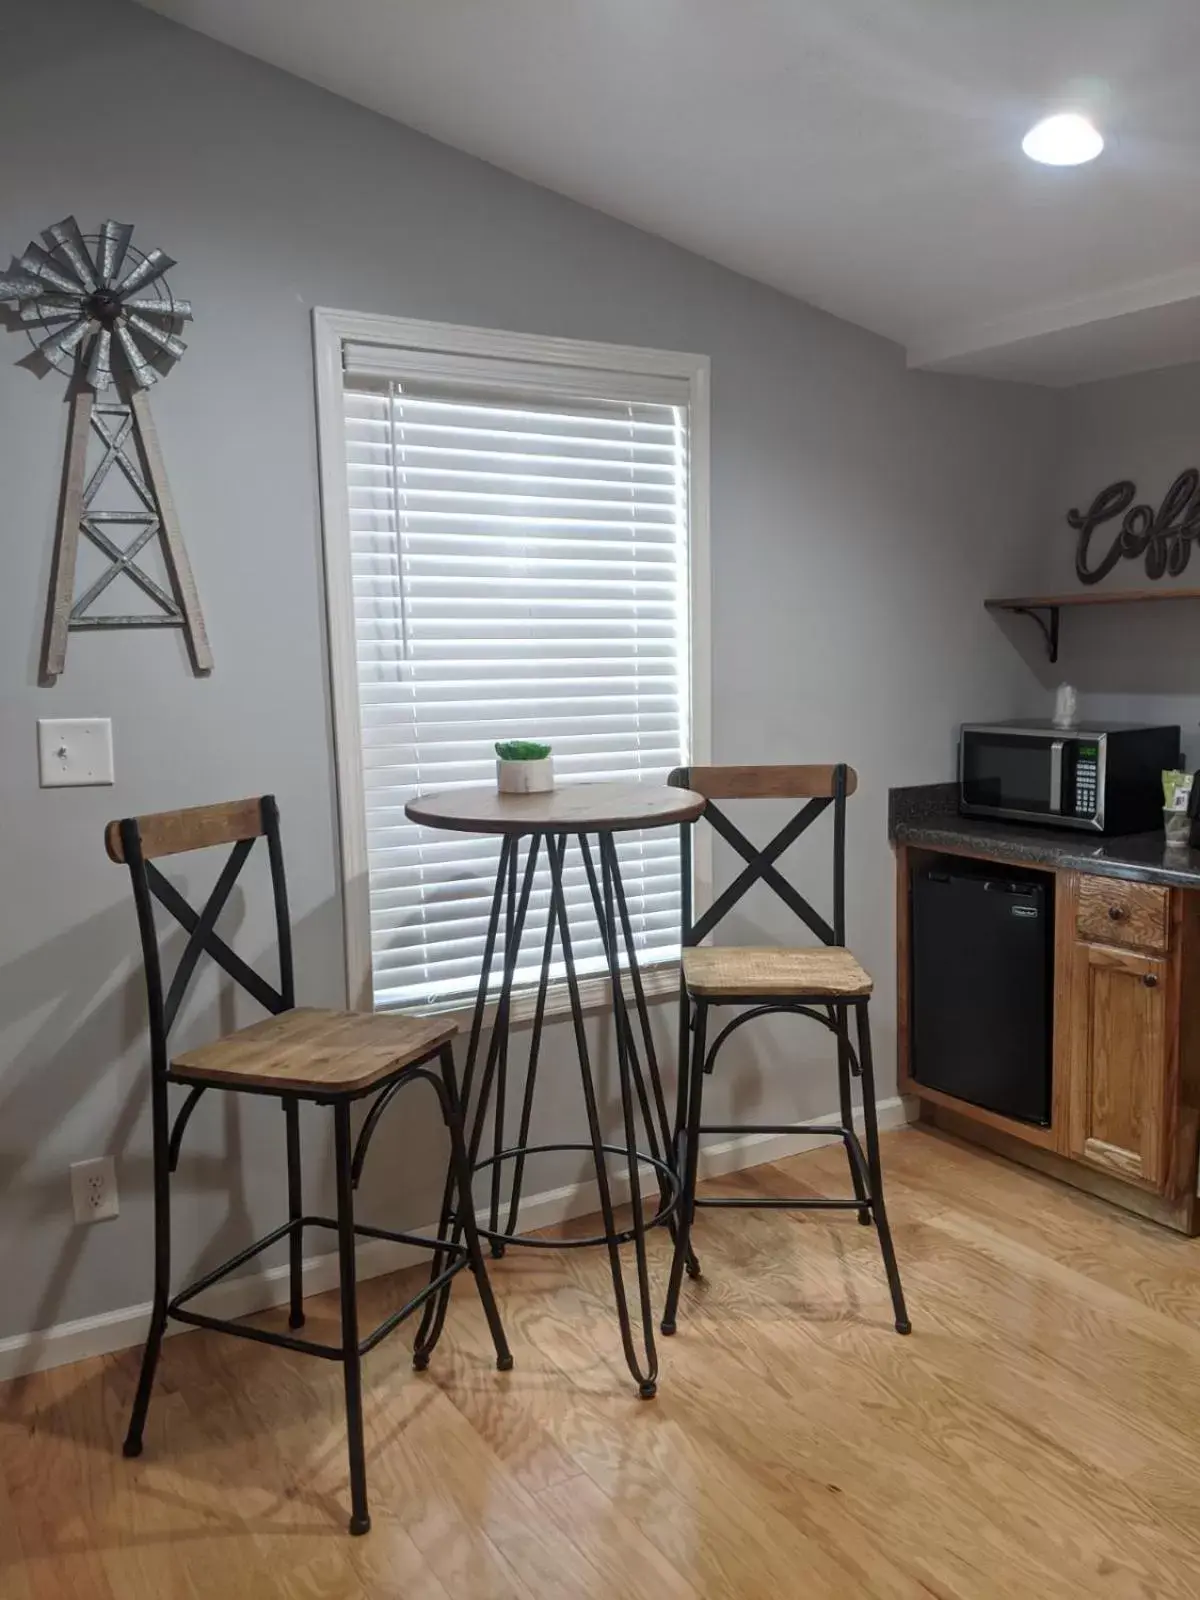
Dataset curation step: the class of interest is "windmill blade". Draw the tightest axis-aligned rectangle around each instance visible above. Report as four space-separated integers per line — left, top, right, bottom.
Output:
36 315 92 370
45 217 97 293
0 270 45 303
21 309 79 335
96 220 133 287
126 312 187 362
20 293 78 324
19 241 88 296
122 294 193 322
114 317 158 388
115 248 176 299
86 327 113 392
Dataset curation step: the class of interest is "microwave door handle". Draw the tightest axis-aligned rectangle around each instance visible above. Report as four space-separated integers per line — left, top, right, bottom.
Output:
1049 740 1064 813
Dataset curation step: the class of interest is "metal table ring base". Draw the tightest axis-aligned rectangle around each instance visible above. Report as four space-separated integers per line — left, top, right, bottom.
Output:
469 1142 681 1251
400 786 707 1399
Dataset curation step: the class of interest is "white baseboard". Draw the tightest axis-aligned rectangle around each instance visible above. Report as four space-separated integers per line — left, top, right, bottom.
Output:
0 1097 905 1381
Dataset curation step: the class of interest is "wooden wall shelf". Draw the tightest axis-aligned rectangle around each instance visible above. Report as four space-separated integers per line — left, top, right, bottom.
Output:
985 588 1200 662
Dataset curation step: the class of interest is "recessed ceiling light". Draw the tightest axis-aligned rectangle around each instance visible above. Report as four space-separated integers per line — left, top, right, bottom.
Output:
1022 113 1104 166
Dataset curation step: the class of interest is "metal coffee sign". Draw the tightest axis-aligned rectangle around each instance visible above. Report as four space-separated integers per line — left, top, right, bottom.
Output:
1069 471 1200 584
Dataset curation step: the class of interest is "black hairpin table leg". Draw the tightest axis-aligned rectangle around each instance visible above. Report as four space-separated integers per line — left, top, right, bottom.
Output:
417 827 681 1396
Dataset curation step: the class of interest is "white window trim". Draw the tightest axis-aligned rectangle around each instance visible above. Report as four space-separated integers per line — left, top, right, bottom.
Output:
313 306 712 1016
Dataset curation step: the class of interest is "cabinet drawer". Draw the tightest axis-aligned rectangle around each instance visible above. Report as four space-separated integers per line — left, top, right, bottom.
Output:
1076 876 1169 953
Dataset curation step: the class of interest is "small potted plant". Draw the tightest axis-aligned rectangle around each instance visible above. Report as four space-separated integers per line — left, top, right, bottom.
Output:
495 739 554 794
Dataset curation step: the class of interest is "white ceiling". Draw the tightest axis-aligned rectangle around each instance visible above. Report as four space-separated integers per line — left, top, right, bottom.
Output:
139 0 1200 387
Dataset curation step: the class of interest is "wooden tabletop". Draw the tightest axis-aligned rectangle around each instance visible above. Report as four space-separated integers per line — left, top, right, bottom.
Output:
405 780 706 835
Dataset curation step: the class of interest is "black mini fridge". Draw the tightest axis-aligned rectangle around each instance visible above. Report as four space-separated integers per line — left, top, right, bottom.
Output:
911 860 1052 1126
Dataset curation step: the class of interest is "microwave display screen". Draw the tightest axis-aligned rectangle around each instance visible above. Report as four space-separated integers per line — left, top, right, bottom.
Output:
961 735 1053 814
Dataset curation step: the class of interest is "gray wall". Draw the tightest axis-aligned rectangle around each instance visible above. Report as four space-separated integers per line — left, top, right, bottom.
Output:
1023 362 1200 764
0 0 1055 1343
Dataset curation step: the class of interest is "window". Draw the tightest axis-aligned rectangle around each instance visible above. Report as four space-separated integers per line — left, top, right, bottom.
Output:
315 312 709 1011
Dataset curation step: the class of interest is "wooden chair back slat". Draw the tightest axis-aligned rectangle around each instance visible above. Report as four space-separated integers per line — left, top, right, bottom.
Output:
670 764 856 801
105 797 266 864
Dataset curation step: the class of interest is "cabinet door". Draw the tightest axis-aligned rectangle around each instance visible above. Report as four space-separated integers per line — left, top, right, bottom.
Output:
1068 943 1170 1188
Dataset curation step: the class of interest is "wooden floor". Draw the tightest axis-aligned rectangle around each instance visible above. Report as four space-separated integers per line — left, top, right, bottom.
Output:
5 1126 1200 1598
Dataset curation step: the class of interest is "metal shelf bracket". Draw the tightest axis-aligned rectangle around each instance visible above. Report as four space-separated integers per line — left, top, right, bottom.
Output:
1010 604 1060 663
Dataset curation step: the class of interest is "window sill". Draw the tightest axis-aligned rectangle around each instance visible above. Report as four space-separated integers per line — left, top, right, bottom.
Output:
391 960 681 1031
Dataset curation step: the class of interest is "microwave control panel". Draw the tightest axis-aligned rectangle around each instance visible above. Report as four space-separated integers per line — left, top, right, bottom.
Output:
1073 743 1099 817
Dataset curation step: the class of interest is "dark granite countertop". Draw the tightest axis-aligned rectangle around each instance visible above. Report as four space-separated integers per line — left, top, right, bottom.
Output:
889 782 1200 890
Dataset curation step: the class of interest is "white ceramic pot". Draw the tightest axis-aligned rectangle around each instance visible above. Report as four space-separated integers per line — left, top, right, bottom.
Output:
497 755 554 794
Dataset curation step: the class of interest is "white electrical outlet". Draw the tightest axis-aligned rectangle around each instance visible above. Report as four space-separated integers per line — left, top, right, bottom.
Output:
70 1157 119 1223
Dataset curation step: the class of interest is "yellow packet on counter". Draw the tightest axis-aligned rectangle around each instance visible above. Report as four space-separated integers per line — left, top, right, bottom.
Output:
1163 770 1193 813
1163 770 1193 846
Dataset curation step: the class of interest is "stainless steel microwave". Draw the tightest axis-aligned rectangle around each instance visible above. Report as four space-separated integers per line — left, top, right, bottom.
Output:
959 721 1181 834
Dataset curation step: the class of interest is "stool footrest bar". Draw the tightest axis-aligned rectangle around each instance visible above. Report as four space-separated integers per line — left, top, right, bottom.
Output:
170 1219 297 1307
170 1215 470 1313
168 1306 343 1359
698 1122 855 1138
169 1256 473 1362
694 1195 873 1210
359 1258 470 1356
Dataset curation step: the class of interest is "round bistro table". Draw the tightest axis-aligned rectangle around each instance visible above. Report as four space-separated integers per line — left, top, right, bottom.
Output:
403 780 705 1397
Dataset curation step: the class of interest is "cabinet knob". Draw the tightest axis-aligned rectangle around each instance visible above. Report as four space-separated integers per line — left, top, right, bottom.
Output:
1143 974 1159 988
1108 905 1128 921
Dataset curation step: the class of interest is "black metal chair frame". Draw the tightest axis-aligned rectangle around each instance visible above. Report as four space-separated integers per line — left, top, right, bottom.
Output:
661 765 911 1339
115 795 511 1536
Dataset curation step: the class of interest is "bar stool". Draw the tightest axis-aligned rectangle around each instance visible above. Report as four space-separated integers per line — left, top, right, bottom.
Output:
108 795 511 1534
661 764 910 1338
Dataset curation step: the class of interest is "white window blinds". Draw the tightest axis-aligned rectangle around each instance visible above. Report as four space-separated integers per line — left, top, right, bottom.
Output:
342 357 692 1009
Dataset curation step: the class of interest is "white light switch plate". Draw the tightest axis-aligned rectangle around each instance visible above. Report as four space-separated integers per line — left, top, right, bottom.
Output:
37 718 114 787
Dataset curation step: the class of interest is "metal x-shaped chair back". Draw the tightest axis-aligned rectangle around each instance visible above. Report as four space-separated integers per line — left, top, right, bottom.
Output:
105 795 294 1078
668 764 856 949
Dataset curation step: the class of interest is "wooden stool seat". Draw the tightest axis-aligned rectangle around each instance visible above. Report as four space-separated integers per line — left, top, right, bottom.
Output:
171 1008 457 1095
682 945 873 999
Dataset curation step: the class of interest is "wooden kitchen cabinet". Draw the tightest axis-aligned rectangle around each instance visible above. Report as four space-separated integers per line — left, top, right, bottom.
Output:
896 842 1200 1233
1065 940 1170 1188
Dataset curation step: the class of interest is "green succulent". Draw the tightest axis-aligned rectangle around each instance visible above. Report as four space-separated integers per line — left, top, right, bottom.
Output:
495 740 552 761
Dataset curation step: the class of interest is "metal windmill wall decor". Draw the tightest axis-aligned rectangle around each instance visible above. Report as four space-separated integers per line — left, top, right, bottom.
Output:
0 217 211 682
